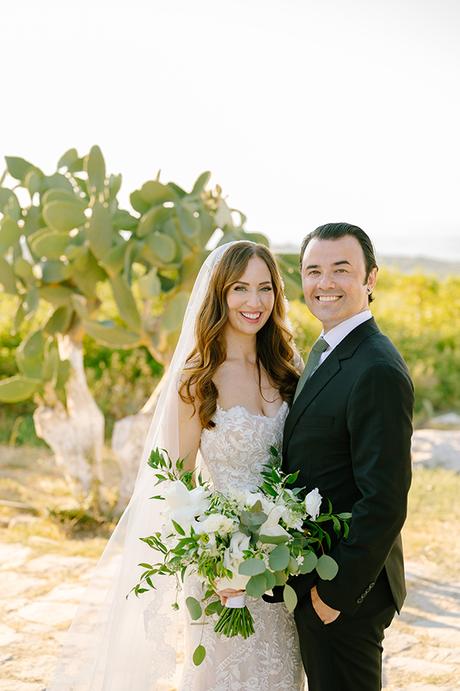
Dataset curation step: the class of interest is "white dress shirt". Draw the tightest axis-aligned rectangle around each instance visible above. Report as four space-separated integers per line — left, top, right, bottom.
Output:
319 310 373 366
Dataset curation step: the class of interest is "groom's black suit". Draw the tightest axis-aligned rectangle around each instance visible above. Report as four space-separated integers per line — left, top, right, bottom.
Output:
282 317 413 691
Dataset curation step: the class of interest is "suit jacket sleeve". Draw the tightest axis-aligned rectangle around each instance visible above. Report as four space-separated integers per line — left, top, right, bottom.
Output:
316 361 413 615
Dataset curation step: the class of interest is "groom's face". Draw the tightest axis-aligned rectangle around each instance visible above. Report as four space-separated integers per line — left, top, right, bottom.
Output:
301 235 377 332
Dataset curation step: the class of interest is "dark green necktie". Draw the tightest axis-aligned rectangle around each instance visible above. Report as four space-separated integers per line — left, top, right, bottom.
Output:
293 337 329 402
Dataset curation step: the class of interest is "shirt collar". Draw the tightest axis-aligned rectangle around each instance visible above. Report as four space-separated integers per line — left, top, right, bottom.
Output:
321 310 372 351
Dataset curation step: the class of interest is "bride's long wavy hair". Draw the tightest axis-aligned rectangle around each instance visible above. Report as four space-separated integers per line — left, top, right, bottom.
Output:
180 242 300 429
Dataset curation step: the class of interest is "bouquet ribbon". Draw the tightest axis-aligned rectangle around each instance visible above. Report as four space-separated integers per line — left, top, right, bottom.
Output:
225 594 246 609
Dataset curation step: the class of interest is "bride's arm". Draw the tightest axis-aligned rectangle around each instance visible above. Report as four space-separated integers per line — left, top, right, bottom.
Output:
177 387 202 473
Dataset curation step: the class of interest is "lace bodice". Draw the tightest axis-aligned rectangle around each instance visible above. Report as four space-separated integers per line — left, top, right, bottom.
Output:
200 401 289 492
180 400 305 690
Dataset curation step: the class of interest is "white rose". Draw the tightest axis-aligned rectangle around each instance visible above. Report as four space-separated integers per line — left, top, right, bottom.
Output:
305 488 322 521
196 513 236 535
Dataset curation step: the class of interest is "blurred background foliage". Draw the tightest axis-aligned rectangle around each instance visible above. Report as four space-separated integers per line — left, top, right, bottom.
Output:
2 265 459 446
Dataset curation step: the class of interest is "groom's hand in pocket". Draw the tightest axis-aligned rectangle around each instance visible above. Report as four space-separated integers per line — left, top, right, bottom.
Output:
310 586 340 624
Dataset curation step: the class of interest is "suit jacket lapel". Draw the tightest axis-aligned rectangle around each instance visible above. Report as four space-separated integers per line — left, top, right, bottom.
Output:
283 318 381 451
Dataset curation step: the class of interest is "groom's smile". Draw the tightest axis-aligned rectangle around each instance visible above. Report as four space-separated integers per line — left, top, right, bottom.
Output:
316 295 342 302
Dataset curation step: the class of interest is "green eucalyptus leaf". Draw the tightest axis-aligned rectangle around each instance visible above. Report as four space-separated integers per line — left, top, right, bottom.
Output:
298 551 318 574
0 375 41 403
259 534 290 545
268 544 290 571
204 600 223 616
185 596 202 621
264 570 276 591
274 570 288 586
283 584 298 613
238 558 266 577
192 644 206 666
246 573 268 598
316 554 339 581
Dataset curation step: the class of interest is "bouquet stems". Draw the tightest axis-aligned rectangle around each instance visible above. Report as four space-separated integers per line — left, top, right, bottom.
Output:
214 604 255 639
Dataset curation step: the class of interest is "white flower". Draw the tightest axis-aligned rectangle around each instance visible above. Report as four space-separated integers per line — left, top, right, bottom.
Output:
305 488 322 520
260 508 291 539
216 531 252 591
196 513 236 535
162 481 210 533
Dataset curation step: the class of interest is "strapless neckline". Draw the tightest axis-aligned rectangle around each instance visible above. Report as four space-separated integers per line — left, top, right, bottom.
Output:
216 400 289 420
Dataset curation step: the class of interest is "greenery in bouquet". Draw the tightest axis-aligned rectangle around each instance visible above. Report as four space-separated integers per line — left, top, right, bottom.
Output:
129 446 351 666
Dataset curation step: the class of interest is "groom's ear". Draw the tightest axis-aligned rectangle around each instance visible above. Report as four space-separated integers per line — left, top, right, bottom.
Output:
366 267 378 295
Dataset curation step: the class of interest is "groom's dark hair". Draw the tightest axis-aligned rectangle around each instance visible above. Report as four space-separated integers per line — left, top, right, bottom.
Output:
300 222 378 302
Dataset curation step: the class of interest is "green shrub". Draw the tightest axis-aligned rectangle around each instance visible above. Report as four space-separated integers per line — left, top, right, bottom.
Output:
1 268 459 445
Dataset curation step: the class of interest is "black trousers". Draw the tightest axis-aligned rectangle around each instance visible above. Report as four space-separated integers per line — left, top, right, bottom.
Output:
294 571 396 691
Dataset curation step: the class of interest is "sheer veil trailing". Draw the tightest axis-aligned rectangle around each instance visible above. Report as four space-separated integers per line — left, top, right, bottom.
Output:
49 242 239 691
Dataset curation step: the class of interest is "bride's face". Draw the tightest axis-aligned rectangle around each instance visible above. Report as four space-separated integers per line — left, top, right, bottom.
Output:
225 255 275 336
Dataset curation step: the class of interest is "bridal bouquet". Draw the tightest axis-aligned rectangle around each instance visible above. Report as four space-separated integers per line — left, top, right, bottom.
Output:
130 446 351 666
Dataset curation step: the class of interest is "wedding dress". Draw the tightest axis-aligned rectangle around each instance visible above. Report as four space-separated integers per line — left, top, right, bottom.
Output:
180 402 305 690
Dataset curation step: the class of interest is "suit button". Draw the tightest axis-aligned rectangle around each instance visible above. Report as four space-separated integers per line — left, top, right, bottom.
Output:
356 596 364 604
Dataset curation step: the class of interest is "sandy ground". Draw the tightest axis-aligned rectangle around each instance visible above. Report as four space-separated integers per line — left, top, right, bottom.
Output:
0 427 459 690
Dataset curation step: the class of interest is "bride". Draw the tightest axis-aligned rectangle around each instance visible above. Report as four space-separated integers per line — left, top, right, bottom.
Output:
49 241 305 690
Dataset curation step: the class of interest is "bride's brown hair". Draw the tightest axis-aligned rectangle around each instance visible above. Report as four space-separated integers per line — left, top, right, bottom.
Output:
180 242 300 429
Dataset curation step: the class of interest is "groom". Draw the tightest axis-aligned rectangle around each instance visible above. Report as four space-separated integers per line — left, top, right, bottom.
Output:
281 223 413 690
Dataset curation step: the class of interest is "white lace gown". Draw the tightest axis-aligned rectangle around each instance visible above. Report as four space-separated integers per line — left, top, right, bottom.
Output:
179 401 306 691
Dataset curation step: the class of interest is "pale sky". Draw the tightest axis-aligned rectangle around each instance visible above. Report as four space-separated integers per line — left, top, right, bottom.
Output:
1 0 459 260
